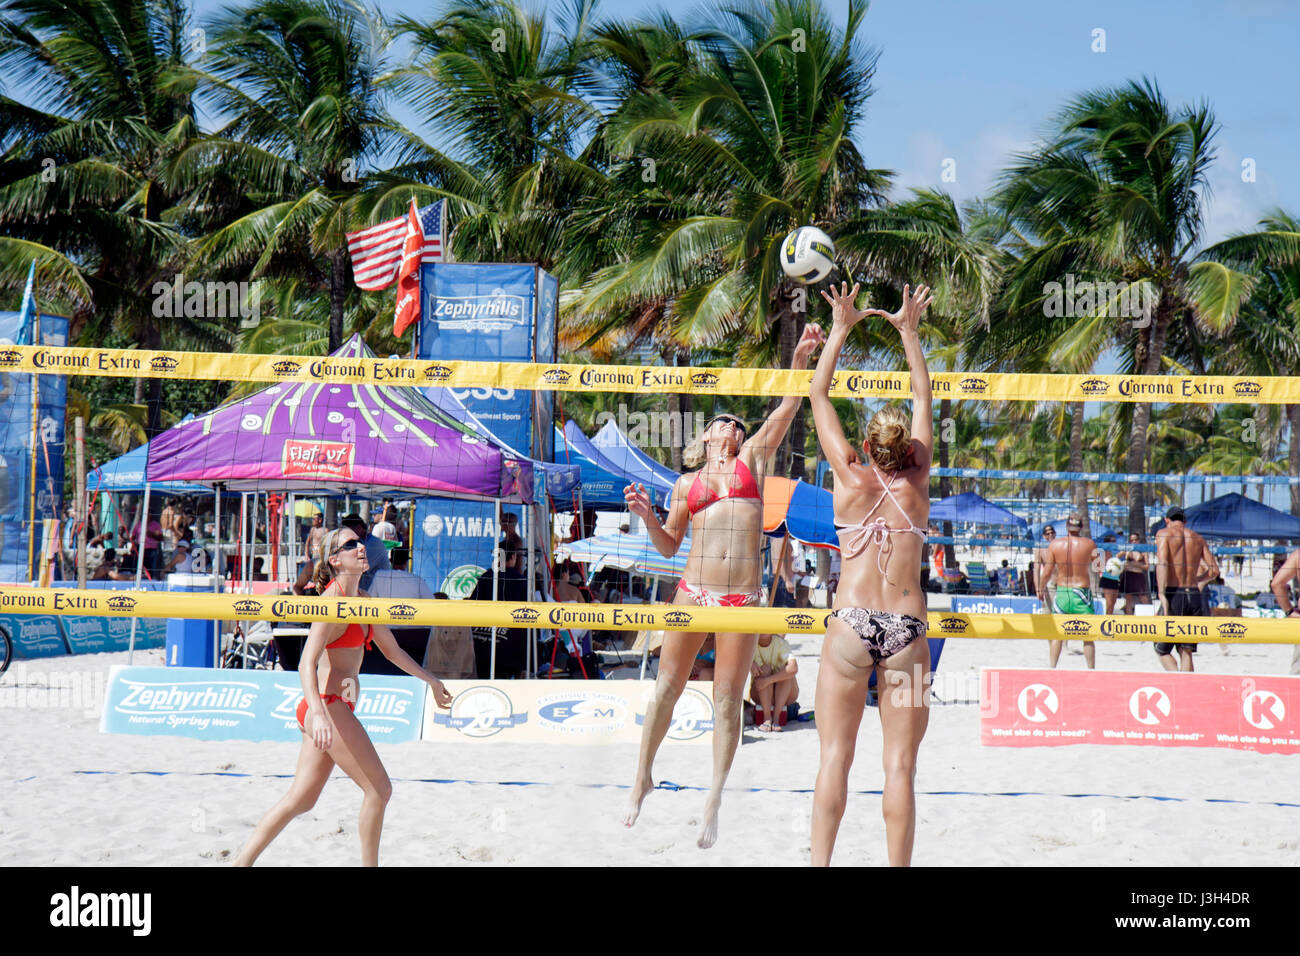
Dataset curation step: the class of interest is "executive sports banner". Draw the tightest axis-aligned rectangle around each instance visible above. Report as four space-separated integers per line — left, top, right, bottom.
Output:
99 666 426 742
421 679 714 745
4 587 1300 642
981 667 1300 755
4 343 1300 404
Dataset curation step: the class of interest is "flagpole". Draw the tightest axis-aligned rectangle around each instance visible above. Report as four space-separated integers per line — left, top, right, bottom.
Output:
26 320 40 582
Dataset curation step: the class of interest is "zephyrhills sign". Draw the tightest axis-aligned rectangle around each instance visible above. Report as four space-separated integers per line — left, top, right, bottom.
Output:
980 668 1300 754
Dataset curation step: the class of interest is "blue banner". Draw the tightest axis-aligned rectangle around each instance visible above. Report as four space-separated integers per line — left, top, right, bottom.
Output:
61 614 167 655
100 666 426 743
1 611 69 658
952 596 1045 615
0 311 68 582
416 264 554 591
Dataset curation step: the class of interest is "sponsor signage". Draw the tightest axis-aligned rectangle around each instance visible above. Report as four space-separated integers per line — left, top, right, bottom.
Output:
100 666 425 742
981 668 1300 754
952 596 1044 615
61 615 166 655
421 680 713 745
281 438 355 481
0 612 69 658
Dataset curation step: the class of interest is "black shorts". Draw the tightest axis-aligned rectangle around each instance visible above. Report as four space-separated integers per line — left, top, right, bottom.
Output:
1156 587 1203 654
1100 575 1120 591
1122 570 1148 595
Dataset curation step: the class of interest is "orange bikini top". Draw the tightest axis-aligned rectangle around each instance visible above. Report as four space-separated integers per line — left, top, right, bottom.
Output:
686 459 761 516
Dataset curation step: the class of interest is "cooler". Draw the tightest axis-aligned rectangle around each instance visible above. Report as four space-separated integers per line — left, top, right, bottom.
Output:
164 573 218 667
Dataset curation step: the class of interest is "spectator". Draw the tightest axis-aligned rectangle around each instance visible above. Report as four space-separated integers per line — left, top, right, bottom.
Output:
341 513 389 590
749 634 798 732
425 593 476 679
1121 532 1151 614
499 512 525 578
1099 534 1122 614
251 557 269 582
690 635 716 681
995 559 1016 593
293 557 318 595
130 508 164 576
303 512 326 563
368 547 440 669
163 527 195 574
91 549 131 581
371 504 399 543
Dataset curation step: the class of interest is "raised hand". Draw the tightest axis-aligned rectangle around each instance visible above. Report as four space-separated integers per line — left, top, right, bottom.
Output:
819 281 869 329
865 283 933 335
623 483 652 520
792 323 826 367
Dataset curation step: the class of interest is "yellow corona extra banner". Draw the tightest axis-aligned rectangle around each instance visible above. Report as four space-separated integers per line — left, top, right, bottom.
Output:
1 343 1297 403
1 588 1296 643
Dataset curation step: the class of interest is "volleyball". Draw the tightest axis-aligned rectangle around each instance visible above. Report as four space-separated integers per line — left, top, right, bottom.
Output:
779 225 837 284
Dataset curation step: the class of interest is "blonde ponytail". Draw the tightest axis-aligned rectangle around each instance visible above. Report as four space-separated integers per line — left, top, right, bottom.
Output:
866 406 913 471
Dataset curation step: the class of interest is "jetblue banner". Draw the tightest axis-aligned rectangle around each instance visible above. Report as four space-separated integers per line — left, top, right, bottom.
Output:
952 596 1045 615
0 311 68 582
1 611 69 658
100 666 426 743
416 263 554 593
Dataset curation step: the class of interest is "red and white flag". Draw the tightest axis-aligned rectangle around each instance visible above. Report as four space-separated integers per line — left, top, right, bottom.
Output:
393 199 424 337
345 198 445 291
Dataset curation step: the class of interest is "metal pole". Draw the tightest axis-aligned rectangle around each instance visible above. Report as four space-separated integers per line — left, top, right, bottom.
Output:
239 492 247 589
127 484 151 665
639 575 660 679
213 484 223 667
524 501 533 677
26 363 39 580
75 417 86 589
288 492 297 586
491 499 501 679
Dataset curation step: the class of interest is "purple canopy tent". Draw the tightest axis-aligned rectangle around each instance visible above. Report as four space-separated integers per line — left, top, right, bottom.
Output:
145 336 535 676
147 336 532 501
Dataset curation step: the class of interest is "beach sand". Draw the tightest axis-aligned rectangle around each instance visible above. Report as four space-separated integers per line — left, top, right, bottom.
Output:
1 631 1297 867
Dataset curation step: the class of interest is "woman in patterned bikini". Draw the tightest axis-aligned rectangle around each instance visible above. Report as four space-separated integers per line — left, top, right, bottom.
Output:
233 526 452 866
809 281 934 866
621 323 824 849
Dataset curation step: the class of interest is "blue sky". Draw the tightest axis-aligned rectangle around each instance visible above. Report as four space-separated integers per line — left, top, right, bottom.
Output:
184 0 1300 246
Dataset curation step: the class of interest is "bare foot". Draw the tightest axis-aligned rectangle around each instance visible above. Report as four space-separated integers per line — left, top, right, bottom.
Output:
770 720 783 733
697 797 721 849
623 778 654 828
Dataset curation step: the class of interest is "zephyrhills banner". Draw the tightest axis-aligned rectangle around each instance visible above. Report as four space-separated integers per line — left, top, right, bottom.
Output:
981 668 1300 754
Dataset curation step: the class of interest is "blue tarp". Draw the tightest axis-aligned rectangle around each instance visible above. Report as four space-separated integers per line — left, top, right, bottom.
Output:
1151 493 1300 541
588 420 679 498
563 420 676 504
929 492 1029 530
552 426 635 507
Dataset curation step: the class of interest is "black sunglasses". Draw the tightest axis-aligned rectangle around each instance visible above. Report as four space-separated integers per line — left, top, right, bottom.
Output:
708 415 746 433
331 538 364 556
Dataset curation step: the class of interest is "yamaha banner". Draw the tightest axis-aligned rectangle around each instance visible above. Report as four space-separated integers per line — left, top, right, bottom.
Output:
414 264 554 595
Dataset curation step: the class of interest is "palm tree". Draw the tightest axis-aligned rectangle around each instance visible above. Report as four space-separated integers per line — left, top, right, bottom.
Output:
0 0 220 435
989 79 1274 533
179 0 405 352
1205 210 1300 514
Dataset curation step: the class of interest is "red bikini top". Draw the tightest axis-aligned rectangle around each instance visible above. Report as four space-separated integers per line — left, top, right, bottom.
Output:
327 623 373 650
686 458 761 516
321 582 373 650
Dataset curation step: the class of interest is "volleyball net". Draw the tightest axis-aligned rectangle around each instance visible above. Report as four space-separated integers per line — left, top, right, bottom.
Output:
0 339 1297 653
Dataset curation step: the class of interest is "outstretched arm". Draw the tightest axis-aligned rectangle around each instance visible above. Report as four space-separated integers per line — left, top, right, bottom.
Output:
811 282 870 479
1272 551 1300 614
743 324 826 461
864 284 934 466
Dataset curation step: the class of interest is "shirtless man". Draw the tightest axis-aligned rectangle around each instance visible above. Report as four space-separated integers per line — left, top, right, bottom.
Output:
1037 514 1098 668
1154 506 1218 672
1269 547 1300 676
1032 524 1056 607
305 512 326 562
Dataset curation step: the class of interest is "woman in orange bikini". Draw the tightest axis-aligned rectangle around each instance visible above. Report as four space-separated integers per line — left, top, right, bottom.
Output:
622 323 824 849
233 526 453 866
810 281 934 866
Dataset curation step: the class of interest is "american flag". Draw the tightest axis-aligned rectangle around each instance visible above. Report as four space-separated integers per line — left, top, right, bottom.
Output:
345 199 446 290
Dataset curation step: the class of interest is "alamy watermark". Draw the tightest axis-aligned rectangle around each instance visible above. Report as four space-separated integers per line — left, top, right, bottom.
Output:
0 664 107 716
594 406 706 451
151 272 261 328
1042 274 1156 327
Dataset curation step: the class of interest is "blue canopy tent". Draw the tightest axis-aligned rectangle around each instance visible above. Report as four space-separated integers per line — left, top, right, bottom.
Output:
551 426 635 507
930 492 1030 531
562 420 676 503
588 419 680 495
1151 493 1300 540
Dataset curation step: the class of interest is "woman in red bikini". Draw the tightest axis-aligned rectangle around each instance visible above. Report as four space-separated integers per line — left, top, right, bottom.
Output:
233 526 453 866
622 323 824 849
810 281 933 866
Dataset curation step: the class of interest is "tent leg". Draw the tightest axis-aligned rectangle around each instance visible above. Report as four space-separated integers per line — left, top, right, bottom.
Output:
214 484 223 667
491 499 500 680
128 485 151 666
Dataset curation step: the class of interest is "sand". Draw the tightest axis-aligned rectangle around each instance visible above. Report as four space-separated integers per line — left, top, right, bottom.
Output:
1 630 1297 867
